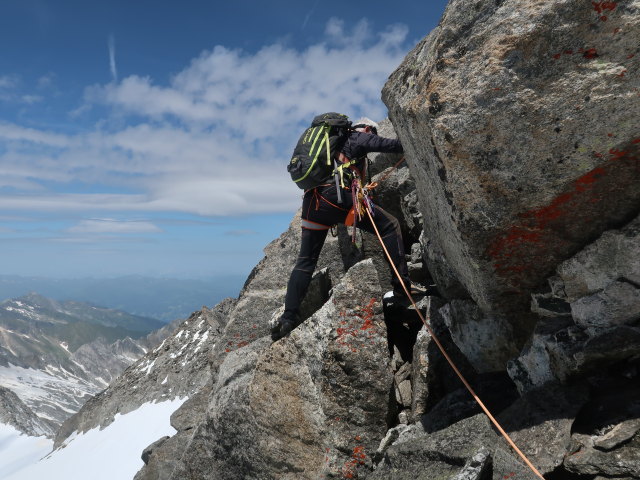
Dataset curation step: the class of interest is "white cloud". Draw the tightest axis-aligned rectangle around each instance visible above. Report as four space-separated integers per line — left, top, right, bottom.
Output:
86 75 215 123
0 19 411 217
37 73 56 89
0 75 45 104
89 19 408 135
0 122 71 147
68 218 162 234
0 75 20 102
20 94 43 104
0 75 20 89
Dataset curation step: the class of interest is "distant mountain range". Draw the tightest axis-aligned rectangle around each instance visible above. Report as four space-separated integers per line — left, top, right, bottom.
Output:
0 293 178 427
0 275 245 323
0 292 164 356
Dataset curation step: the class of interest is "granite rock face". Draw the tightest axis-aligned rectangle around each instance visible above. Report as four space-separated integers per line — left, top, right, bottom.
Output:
440 299 518 373
370 414 538 480
208 210 344 375
496 383 590 475
134 204 406 480
382 0 640 353
139 260 393 480
509 214 640 392
375 1 640 477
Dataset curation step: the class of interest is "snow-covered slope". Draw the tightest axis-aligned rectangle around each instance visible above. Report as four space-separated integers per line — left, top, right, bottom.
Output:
53 302 231 448
0 424 52 479
0 363 101 425
0 293 179 428
0 301 225 480
3 398 186 480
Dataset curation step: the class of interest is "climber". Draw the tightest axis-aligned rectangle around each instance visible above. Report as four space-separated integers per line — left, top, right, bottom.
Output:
271 119 421 341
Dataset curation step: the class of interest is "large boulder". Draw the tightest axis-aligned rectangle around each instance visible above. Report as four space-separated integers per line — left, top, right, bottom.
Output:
496 382 589 475
382 0 640 353
370 414 539 480
139 259 394 479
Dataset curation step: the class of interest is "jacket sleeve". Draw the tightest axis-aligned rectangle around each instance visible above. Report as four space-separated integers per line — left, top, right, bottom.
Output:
346 132 403 158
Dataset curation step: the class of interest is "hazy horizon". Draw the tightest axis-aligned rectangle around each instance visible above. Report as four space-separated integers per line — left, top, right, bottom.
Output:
0 274 246 322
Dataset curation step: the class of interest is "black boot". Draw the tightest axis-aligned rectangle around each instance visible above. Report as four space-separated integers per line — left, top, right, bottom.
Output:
270 316 296 342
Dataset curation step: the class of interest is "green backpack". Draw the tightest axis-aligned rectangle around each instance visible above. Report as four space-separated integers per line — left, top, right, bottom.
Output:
287 112 352 190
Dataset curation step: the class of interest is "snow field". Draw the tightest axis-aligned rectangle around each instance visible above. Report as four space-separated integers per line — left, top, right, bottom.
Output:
0 424 53 479
4 397 186 480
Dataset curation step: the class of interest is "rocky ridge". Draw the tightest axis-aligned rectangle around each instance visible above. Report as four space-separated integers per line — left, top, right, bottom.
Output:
52 1 640 479
0 385 56 438
53 302 231 448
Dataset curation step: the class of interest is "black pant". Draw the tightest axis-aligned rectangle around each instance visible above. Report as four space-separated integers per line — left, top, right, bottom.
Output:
283 184 410 322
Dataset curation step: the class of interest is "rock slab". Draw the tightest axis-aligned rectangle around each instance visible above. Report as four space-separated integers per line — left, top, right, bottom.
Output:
383 0 640 352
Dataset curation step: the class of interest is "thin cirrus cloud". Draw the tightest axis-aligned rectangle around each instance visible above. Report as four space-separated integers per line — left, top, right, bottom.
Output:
108 34 118 82
0 19 410 218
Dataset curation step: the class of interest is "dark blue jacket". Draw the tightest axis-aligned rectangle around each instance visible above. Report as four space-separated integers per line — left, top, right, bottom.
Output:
341 131 403 176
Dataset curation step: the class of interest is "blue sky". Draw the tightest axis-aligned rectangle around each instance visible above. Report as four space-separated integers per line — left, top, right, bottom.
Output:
0 0 448 280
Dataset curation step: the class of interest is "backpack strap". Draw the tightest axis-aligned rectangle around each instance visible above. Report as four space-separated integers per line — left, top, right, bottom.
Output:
334 152 358 189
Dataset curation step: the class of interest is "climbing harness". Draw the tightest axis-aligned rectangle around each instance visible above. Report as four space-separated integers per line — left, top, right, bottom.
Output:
344 156 407 240
346 176 375 244
363 162 546 480
339 153 380 243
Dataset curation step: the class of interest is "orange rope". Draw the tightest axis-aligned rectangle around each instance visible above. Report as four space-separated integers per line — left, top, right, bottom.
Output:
364 205 545 480
372 156 406 187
